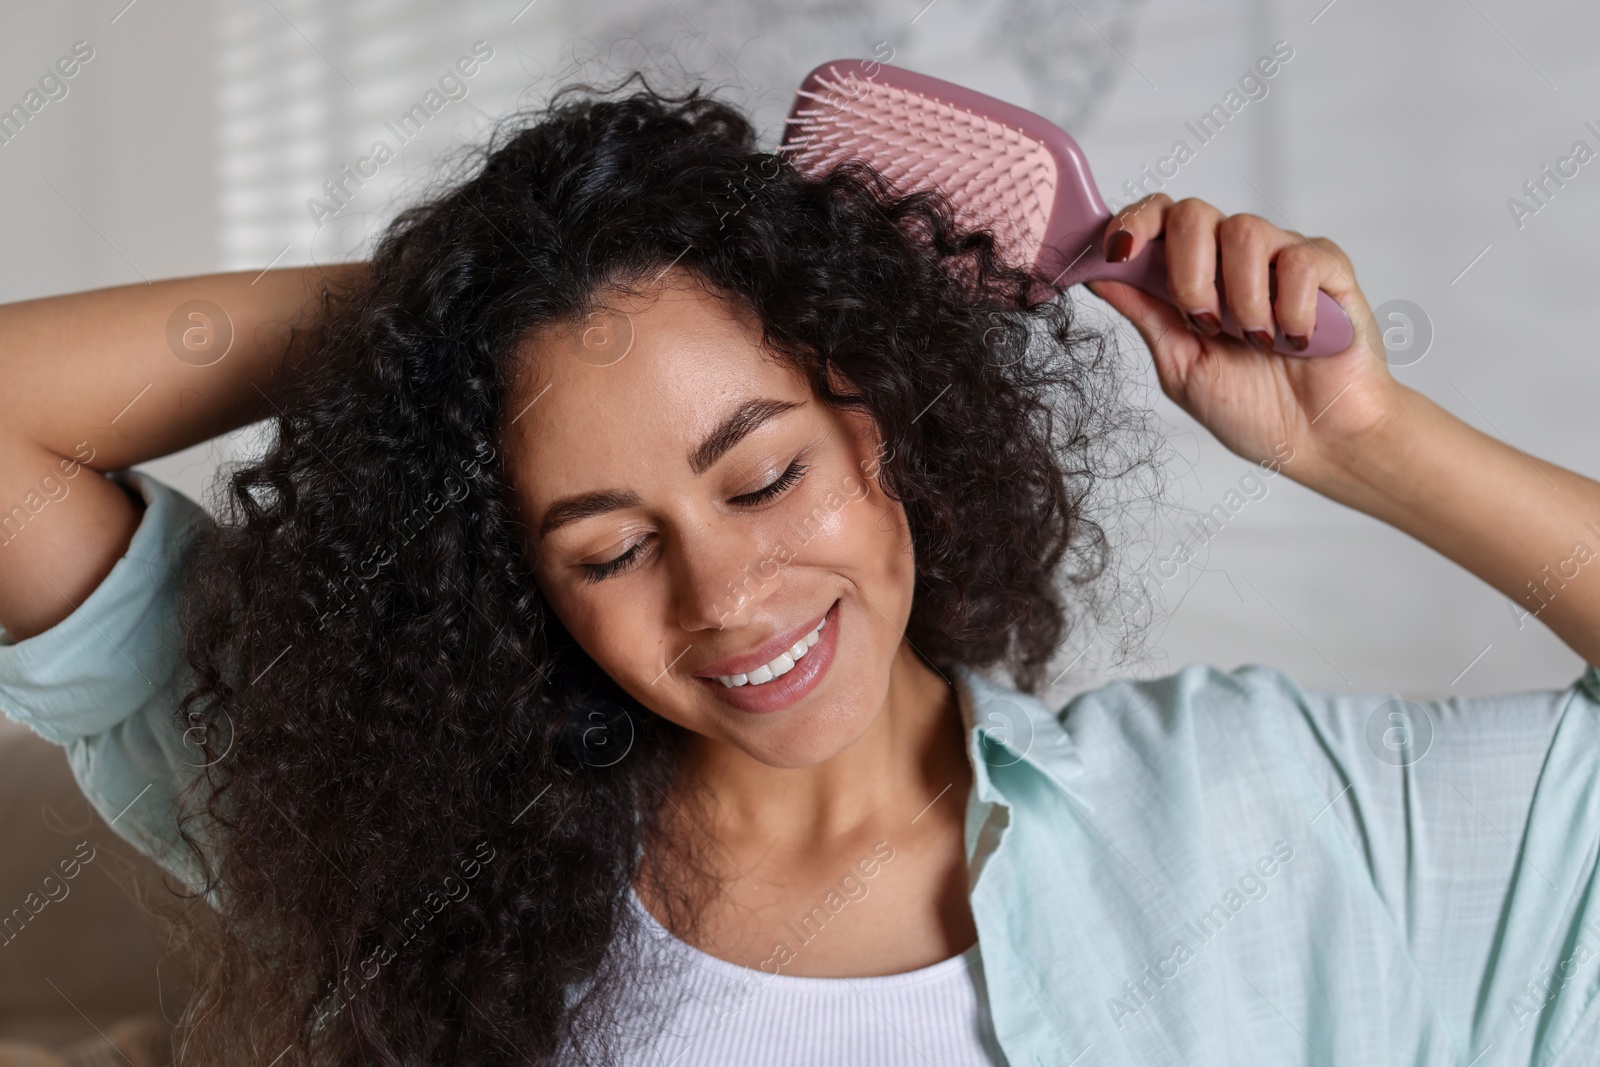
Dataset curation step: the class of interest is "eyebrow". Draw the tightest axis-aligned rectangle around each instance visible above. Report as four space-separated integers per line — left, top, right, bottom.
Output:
536 396 803 541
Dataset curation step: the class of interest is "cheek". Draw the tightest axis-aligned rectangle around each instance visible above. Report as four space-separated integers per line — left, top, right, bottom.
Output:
850 498 912 583
822 412 914 604
806 472 916 619
557 590 657 682
531 573 654 700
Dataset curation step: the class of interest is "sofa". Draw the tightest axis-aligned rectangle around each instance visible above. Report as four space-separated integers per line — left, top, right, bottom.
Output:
0 717 196 1066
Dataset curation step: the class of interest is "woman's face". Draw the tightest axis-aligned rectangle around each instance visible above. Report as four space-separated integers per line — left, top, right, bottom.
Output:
505 268 919 769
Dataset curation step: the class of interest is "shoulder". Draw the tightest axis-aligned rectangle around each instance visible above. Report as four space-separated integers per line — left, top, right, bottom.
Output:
1058 660 1314 752
0 468 219 895
1048 661 1392 842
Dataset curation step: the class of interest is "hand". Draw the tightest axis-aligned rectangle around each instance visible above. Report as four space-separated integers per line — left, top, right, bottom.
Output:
1085 194 1402 483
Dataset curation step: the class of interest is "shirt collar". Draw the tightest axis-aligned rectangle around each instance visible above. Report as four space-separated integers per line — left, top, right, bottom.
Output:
950 661 1091 814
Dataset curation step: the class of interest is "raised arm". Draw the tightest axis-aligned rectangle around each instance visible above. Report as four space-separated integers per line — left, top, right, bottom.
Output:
0 263 367 641
1086 193 1600 667
1306 386 1600 665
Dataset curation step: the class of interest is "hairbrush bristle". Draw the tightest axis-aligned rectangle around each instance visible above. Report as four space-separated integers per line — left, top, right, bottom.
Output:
781 62 1057 269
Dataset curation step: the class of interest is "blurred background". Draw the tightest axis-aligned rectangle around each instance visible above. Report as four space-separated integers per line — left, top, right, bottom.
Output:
0 0 1594 1057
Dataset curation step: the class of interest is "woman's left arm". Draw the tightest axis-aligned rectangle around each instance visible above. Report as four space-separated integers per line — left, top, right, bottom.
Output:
1310 381 1600 665
1086 193 1600 666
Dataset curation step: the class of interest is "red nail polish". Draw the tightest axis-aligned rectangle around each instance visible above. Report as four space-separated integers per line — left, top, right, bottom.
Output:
1106 230 1134 263
1285 333 1309 352
1244 329 1275 352
1185 311 1222 337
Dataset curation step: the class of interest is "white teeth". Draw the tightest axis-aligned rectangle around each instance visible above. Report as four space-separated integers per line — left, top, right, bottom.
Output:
717 609 831 688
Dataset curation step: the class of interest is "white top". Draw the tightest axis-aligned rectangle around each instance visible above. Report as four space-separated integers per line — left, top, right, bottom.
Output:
609 887 1010 1066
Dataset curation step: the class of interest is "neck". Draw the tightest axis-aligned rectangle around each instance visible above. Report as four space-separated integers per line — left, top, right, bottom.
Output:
678 642 970 853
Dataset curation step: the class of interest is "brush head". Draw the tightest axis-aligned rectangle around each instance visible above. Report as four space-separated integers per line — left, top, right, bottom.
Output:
779 59 1112 291
780 58 1358 357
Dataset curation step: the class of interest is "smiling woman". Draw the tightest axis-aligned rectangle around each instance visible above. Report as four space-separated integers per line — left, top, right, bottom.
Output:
7 56 1600 1067
507 276 948 750
0 72 1143 1066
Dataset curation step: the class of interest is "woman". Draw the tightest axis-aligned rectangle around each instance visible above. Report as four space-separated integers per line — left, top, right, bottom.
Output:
1 77 1597 1066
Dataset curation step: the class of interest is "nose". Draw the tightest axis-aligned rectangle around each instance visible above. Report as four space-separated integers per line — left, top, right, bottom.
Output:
669 517 782 635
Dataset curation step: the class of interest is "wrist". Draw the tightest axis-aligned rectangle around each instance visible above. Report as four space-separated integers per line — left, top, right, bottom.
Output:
1292 380 1431 518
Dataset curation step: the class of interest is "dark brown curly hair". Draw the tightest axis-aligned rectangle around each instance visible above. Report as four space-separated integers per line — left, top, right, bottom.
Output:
163 71 1159 1066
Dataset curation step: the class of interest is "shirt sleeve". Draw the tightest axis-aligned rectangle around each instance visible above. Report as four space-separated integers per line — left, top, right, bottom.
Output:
0 467 217 896
1235 657 1600 1062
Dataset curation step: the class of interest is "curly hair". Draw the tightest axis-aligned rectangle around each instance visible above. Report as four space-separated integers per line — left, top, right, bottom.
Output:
164 72 1155 1066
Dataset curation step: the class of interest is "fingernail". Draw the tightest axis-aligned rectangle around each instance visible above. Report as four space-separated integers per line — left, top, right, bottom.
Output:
1245 329 1275 352
1285 333 1309 352
1185 310 1222 337
1106 230 1134 263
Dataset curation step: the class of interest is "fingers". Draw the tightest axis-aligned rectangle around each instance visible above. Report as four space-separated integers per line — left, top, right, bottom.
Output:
1269 239 1324 349
1217 213 1285 351
1254 233 1356 352
1109 192 1355 353
1105 196 1231 340
1162 199 1226 337
1102 192 1173 264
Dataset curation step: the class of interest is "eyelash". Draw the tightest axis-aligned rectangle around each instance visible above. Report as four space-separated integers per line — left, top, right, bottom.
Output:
579 459 812 584
733 458 810 507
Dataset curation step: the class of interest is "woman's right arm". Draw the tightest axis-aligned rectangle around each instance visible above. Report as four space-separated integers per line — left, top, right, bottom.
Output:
0 262 366 641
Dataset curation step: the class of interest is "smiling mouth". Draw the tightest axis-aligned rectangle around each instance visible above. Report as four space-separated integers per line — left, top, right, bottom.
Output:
709 608 831 688
693 598 842 715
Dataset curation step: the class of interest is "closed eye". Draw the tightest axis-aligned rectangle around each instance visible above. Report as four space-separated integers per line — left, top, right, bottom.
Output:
579 458 812 584
580 540 649 584
729 459 809 507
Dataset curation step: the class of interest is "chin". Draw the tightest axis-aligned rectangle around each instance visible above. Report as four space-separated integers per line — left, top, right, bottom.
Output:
730 677 886 769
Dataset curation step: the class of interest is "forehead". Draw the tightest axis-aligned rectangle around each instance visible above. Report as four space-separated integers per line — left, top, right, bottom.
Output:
504 273 810 486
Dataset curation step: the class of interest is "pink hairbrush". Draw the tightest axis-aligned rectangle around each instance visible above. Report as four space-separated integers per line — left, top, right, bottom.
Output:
779 58 1353 358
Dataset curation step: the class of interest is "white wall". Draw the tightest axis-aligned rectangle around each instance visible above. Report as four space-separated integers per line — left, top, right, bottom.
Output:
1 0 1591 709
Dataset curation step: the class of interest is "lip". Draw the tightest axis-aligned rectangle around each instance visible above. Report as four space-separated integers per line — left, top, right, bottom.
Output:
694 598 835 679
695 598 841 715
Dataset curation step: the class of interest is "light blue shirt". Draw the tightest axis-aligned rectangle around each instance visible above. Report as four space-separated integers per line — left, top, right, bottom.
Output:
5 468 1600 1066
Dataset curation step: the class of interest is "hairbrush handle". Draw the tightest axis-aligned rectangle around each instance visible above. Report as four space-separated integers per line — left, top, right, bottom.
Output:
1075 228 1355 359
